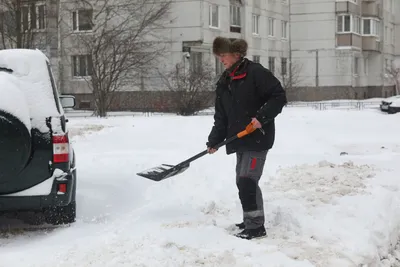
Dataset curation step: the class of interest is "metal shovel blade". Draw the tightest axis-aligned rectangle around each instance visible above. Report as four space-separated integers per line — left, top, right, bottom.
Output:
136 163 190 181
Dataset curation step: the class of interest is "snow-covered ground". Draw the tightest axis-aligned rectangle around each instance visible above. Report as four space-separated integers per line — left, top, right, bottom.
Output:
1 107 400 267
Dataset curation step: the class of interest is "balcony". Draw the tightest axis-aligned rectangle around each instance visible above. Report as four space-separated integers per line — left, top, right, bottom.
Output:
362 0 382 18
336 33 362 48
336 1 359 14
362 36 381 52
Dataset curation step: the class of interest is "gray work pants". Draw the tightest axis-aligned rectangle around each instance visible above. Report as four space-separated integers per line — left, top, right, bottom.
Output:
236 150 268 229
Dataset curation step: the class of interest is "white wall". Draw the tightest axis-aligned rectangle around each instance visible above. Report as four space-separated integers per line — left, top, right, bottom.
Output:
290 0 340 87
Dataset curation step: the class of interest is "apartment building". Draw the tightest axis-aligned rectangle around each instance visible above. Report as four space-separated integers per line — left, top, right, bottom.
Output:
290 0 400 100
1 0 397 110
54 0 292 110
0 1 60 82
166 0 290 75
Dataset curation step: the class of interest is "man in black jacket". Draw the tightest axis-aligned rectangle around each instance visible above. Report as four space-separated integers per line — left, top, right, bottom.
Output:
206 36 287 240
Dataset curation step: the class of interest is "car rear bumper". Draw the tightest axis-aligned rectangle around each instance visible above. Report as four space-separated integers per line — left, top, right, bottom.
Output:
0 169 76 212
380 104 389 111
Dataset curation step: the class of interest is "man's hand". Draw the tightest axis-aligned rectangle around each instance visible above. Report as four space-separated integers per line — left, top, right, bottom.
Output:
251 117 262 129
207 147 218 154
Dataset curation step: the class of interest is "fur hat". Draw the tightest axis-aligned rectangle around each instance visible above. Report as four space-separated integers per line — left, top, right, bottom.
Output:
212 37 248 56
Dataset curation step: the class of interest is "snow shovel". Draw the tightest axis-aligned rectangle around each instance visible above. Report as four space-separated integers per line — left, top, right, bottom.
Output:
136 121 258 181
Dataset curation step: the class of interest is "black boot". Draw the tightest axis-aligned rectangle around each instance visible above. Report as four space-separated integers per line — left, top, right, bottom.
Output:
235 222 245 229
235 225 266 240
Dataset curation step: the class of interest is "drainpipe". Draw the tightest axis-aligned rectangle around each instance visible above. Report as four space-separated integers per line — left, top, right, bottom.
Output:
200 0 204 43
316 50 319 87
57 0 63 93
307 49 319 87
380 0 385 97
288 0 292 89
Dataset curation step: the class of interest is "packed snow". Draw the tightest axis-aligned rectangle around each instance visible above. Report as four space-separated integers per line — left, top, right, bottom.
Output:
0 49 62 131
1 107 400 267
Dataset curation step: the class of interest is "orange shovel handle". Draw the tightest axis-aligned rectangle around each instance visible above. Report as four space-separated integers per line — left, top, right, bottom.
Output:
237 121 257 138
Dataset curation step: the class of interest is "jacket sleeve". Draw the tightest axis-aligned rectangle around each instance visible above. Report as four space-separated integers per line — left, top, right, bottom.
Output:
253 66 287 125
206 92 227 148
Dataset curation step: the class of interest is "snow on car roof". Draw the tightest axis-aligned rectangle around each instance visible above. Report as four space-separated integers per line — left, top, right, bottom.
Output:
390 98 400 107
0 49 61 131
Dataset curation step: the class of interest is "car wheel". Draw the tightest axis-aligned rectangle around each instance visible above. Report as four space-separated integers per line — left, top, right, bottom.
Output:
0 111 32 188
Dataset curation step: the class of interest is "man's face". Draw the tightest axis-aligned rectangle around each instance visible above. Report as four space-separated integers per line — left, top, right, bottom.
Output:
217 53 240 70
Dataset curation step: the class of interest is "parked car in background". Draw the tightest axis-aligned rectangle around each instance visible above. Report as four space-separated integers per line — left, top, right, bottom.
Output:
0 49 77 225
380 95 400 112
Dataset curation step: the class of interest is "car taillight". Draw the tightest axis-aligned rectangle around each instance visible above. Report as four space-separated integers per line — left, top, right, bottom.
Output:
53 135 69 163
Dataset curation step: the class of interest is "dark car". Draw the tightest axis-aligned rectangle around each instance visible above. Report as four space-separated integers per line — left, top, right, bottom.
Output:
0 49 77 225
380 95 400 112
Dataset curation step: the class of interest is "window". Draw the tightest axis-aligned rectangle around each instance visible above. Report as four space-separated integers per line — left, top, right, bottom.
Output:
281 58 287 75
253 55 260 63
73 9 93 31
337 15 351 33
337 14 361 34
281 20 288 39
209 4 219 28
215 57 224 75
268 57 275 73
269 18 275 36
252 14 259 34
353 16 361 34
362 18 380 37
21 3 46 31
190 52 203 73
72 55 93 77
230 5 241 33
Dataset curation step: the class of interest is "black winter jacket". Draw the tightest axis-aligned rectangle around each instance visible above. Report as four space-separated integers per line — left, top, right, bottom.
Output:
206 58 287 154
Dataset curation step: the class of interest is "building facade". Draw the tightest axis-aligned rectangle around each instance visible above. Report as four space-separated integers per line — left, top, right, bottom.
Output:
56 0 292 110
0 0 398 110
290 0 399 100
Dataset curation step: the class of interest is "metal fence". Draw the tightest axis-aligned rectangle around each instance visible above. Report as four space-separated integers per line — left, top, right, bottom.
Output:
286 100 381 111
65 99 383 117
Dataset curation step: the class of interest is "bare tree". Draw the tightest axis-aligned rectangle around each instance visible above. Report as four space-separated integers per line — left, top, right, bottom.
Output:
385 65 400 96
276 60 304 101
158 61 216 116
0 0 50 49
62 0 172 117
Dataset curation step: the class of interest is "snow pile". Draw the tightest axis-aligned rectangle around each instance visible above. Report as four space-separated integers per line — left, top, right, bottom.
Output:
258 159 396 266
271 160 376 204
0 49 61 132
0 73 31 130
